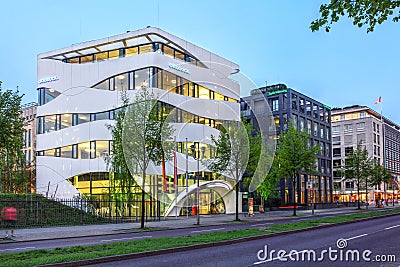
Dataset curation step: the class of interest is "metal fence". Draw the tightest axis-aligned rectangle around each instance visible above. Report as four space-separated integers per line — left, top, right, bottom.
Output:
0 195 161 228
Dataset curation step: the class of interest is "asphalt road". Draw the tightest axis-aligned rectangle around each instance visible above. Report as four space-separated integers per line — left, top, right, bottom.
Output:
87 214 400 267
0 209 369 254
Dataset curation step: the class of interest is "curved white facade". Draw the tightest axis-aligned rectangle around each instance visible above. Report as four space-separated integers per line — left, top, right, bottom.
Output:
36 27 240 209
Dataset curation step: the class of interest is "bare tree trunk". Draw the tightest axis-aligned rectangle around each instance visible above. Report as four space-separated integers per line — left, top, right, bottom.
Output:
357 177 361 210
293 175 297 216
141 157 146 229
235 182 239 221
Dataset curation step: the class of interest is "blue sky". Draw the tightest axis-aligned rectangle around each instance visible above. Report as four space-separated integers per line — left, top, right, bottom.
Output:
0 1 398 123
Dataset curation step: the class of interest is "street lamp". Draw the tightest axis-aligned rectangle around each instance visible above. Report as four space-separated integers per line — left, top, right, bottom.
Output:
190 144 206 225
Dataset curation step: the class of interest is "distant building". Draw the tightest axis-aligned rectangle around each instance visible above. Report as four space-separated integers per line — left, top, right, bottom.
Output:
331 105 400 202
21 102 37 192
242 84 333 206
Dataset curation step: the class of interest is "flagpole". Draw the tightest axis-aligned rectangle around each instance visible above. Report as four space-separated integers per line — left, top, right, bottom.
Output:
379 97 386 201
185 137 189 219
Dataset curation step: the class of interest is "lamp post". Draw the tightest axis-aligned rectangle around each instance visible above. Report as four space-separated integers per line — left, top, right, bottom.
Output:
190 144 200 225
190 144 205 225
185 138 189 218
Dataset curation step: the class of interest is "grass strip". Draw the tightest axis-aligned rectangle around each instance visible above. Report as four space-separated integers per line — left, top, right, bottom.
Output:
1 229 265 267
266 208 400 232
3 208 400 267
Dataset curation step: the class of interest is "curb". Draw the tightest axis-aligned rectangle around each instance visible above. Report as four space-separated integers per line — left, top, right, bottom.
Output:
9 207 382 243
38 211 400 267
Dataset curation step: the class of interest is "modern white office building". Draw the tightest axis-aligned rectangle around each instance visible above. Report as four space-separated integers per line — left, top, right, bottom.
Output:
36 27 240 217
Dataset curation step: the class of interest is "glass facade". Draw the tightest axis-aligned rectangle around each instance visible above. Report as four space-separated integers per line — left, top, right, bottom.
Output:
61 42 202 68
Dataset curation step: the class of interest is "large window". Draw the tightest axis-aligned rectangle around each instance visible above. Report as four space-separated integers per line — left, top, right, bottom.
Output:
60 114 72 129
78 142 91 159
344 124 353 133
333 148 341 157
37 140 112 160
38 88 61 106
332 125 340 134
44 115 57 133
272 99 279 111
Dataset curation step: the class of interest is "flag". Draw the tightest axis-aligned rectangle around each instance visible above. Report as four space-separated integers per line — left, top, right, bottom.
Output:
173 151 177 189
161 152 167 191
374 96 382 104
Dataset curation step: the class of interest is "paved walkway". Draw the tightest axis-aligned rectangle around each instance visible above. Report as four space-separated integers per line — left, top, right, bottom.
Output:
4 205 398 242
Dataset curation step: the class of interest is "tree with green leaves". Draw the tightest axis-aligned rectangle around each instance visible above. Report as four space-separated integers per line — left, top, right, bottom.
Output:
205 119 250 221
311 0 400 33
274 123 320 216
0 82 28 193
256 155 281 207
106 92 137 207
370 161 392 198
120 86 174 228
341 144 372 209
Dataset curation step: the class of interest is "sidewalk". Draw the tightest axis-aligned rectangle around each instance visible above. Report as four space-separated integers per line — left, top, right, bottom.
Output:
5 205 398 242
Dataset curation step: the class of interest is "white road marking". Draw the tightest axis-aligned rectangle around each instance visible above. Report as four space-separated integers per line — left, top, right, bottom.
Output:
346 234 368 241
251 223 273 227
385 224 400 230
100 235 152 242
254 249 310 265
0 246 36 252
191 228 225 233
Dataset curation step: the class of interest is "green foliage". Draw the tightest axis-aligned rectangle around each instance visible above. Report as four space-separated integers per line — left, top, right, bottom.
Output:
0 228 265 266
205 119 250 221
206 120 249 183
106 92 136 201
266 208 400 232
370 161 392 187
274 123 320 181
341 143 372 208
0 82 29 193
273 123 320 215
257 156 281 200
311 0 400 33
0 194 110 228
108 87 174 228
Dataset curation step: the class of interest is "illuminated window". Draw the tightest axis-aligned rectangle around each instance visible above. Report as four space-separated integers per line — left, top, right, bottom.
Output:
61 114 72 129
109 50 119 59
139 44 153 54
114 73 128 91
214 92 224 101
44 148 55 157
198 86 209 99
135 69 150 89
95 141 109 158
95 52 108 61
61 145 73 158
175 51 185 61
44 115 57 133
69 57 79 64
126 47 138 57
80 55 93 63
78 142 91 159
164 45 174 58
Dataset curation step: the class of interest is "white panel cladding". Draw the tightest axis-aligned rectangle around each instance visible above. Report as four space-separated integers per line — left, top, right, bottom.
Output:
38 27 239 74
36 28 240 198
170 123 219 144
36 156 108 198
37 52 239 99
38 87 239 121
36 120 114 151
